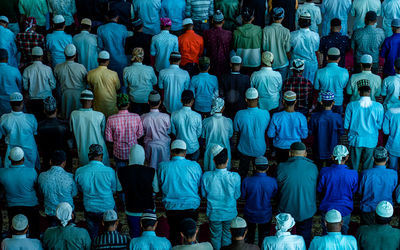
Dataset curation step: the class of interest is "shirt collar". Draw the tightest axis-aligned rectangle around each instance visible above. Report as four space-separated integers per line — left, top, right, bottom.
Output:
80 108 93 111
0 62 7 66
118 110 129 114
170 64 180 69
172 156 185 160
51 166 65 171
362 70 372 74
300 28 310 31
231 71 240 75
247 107 258 110
142 231 156 236
161 30 170 34
185 30 196 35
81 30 90 34
374 165 387 169
216 168 228 172
254 172 267 176
360 96 372 102
327 62 338 67
133 62 143 66
262 67 273 71
10 164 25 168
89 160 104 165
183 106 192 110
327 232 342 236
33 61 42 64
213 113 223 117
330 164 348 169
12 235 27 239
150 109 160 113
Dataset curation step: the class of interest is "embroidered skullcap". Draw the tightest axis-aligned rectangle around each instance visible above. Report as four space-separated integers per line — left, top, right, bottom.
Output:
131 47 144 61
183 18 193 26
43 95 57 112
376 201 394 218
357 79 370 89
299 12 311 19
230 56 242 64
56 202 73 227
64 44 76 57
262 51 274 66
80 90 94 100
211 144 224 158
332 145 349 162
290 142 306 151
53 15 65 24
10 92 23 102
142 211 157 221
245 88 258 99
31 46 43 56
360 54 373 64
98 51 110 60
171 139 187 150
283 91 296 101
211 97 224 115
103 209 118 222
325 209 342 223
231 217 247 229
160 18 172 27
149 91 161 102
276 213 295 233
374 146 388 160
81 18 92 26
12 214 28 231
0 16 9 23
327 47 340 56
320 91 335 101
392 19 400 28
117 93 129 107
24 17 37 32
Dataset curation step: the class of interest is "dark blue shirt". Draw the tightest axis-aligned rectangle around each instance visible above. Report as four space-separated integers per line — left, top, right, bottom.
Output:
241 173 278 224
381 33 400 76
319 32 351 68
318 164 358 216
359 165 398 213
309 110 344 160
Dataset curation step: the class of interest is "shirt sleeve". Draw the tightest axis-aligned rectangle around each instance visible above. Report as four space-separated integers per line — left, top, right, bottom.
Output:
49 71 56 90
381 78 388 97
105 119 113 142
382 111 390 135
267 116 276 138
234 174 241 200
150 37 156 56
300 114 308 139
201 177 207 198
344 104 351 129
136 117 144 139
185 0 191 17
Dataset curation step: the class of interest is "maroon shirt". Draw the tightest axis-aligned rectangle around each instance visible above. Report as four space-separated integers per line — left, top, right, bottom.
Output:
203 26 232 76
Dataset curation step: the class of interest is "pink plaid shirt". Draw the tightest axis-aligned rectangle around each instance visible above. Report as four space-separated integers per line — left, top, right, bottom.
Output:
105 110 144 160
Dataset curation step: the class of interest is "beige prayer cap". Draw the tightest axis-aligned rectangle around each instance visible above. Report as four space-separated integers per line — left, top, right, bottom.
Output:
131 47 144 62
262 51 274 66
81 18 92 26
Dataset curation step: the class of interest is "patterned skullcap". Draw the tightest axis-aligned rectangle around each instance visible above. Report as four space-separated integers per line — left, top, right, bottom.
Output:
213 10 224 22
272 7 285 19
88 144 103 158
131 47 144 62
117 93 129 107
24 17 37 32
132 18 143 27
43 95 57 112
211 97 225 115
262 51 274 66
290 59 305 71
283 91 296 101
332 145 349 162
374 146 388 160
160 18 172 27
320 91 335 101
276 213 295 233
299 11 311 20
376 201 394 218
357 79 370 89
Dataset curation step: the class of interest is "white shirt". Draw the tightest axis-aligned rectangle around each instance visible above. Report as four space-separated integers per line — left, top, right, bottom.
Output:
251 67 282 111
351 0 382 31
22 61 56 99
1 234 43 250
263 232 306 250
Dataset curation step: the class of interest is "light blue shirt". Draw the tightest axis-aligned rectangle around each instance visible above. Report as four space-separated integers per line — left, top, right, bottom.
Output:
201 168 241 221
171 107 202 154
38 166 78 216
267 111 308 150
1 235 43 250
344 97 384 148
0 63 22 116
75 160 117 213
234 107 270 157
133 0 161 35
382 74 400 110
250 67 282 111
0 164 38 207
158 156 202 210
97 22 128 80
190 72 218 113
129 231 171 250
124 62 157 103
383 107 400 157
314 63 349 106
202 113 233 171
382 0 400 37
320 0 351 36
161 0 186 31
150 30 179 72
46 30 73 67
263 232 306 250
159 64 190 113
0 26 18 68
73 31 99 71
295 3 322 33
309 232 357 250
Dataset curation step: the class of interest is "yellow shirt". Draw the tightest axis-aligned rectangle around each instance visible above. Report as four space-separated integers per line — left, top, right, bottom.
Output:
87 66 120 117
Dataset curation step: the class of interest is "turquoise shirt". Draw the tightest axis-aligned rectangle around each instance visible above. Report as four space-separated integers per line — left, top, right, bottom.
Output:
161 0 185 31
0 164 38 207
201 168 241 221
46 30 73 67
171 107 202 154
124 62 157 103
234 107 270 157
133 0 161 36
0 63 22 116
250 67 282 111
267 111 308 150
75 160 117 213
314 63 349 106
383 106 400 157
0 26 18 68
190 72 218 113
73 31 99 71
150 30 179 72
130 231 171 250
309 232 357 250
158 156 202 210
381 74 400 110
344 97 384 148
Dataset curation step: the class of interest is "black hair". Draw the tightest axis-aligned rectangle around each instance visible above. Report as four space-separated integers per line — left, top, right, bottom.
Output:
255 164 268 171
32 55 42 61
322 100 334 107
214 148 228 165
141 219 157 229
54 22 65 30
231 228 246 238
180 218 197 238
358 86 371 95
331 18 341 27
375 214 391 225
51 150 67 165
104 220 117 228
170 56 181 64
171 148 186 155
299 18 311 28
285 100 296 106
361 63 372 69
149 100 160 107
80 24 91 30
328 54 340 61
199 63 210 72
134 23 144 31
98 58 109 64
10 101 23 107
66 55 75 60
181 90 194 105
374 157 387 163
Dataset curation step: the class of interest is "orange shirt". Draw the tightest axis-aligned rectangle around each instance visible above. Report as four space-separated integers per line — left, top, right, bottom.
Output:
178 30 204 66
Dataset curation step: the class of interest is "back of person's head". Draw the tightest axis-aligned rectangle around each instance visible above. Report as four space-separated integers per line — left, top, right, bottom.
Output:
375 201 393 224
230 217 247 238
129 144 145 166
365 11 378 24
170 52 181 64
107 9 119 20
289 142 307 157
331 18 341 27
181 90 194 105
199 56 210 72
51 150 67 166
180 218 197 239
88 144 103 161
332 145 349 164
241 7 254 23
103 210 118 228
325 209 343 232
358 85 371 96
141 211 158 230
12 214 29 234
213 148 228 166
148 90 161 107
374 146 388 164
298 13 311 28
171 140 187 156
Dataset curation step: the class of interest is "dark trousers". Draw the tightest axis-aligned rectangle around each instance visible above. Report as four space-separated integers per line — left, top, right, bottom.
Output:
27 99 45 121
126 215 141 238
275 148 290 164
8 206 40 239
193 21 209 35
85 211 104 240
239 153 255 179
245 220 271 247
166 209 198 246
186 149 200 161
129 101 150 116
182 63 199 78
295 217 313 248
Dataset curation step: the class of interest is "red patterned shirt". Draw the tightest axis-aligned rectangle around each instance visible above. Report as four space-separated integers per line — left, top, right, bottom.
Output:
283 73 314 111
105 110 144 160
16 31 45 63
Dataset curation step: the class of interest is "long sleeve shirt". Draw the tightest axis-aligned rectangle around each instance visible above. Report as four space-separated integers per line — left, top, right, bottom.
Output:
185 0 214 21
190 72 218 113
23 61 56 99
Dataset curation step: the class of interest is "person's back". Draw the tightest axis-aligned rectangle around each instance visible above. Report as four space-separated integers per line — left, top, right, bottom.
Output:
0 61 21 116
124 62 157 105
1 236 42 250
250 67 282 111
295 2 322 32
220 72 250 118
383 106 400 169
23 61 56 100
46 30 73 67
320 0 351 36
263 22 290 71
133 0 161 35
382 0 400 37
44 224 91 250
92 230 130 250
73 29 99 71
357 223 400 250
309 233 357 250
108 0 132 28
351 0 381 31
190 72 218 114
263 234 306 250
150 30 179 73
347 71 382 101
234 23 262 68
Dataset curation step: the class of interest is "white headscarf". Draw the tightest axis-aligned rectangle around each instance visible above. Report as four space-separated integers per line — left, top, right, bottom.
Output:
275 213 295 235
129 144 145 165
333 145 349 162
56 202 73 227
211 97 224 115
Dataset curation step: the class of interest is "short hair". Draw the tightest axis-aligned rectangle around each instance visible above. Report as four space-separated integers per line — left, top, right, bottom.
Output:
66 55 75 60
358 85 371 95
231 228 246 238
375 214 391 225
171 148 186 155
199 63 210 72
80 24 91 30
103 220 117 228
284 100 296 106
54 22 65 29
98 58 109 64
141 219 157 229
299 18 311 28
330 18 341 27
374 156 387 163
51 150 67 165
181 90 194 105
327 54 340 61
322 100 334 107
180 218 197 238
361 63 372 69
214 148 228 165
32 55 42 60
149 99 161 107
10 101 23 107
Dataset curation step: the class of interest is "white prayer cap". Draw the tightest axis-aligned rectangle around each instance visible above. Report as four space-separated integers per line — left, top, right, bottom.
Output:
10 92 23 102
10 147 24 161
183 18 193 26
53 15 65 24
31 46 43 56
376 201 394 218
360 54 373 64
231 217 247 229
103 210 118 222
230 56 242 64
245 87 259 100
64 44 76 57
283 91 296 101
81 18 92 26
332 145 349 162
56 202 73 227
98 50 110 60
276 213 295 232
299 11 311 19
80 90 94 100
171 139 187 150
0 16 9 23
12 214 28 231
129 144 145 165
325 209 342 223
211 144 224 158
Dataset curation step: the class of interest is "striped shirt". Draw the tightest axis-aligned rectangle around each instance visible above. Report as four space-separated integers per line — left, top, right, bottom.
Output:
92 231 131 250
185 0 214 21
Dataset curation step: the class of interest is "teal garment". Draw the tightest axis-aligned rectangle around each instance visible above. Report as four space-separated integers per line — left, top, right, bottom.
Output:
277 157 318 221
75 160 117 213
234 107 270 157
171 107 202 154
161 0 185 32
70 108 110 166
43 224 91 250
344 97 384 148
0 26 18 68
158 156 202 210
73 31 99 71
18 0 48 26
201 168 241 221
202 113 233 171
233 23 262 68
133 0 161 36
309 232 357 250
314 63 349 106
46 31 73 67
383 107 400 157
190 72 218 113
356 224 400 250
124 62 157 103
130 231 171 250
0 164 38 207
267 111 308 150
0 63 22 117
150 30 179 72
381 74 400 110
0 111 39 169
250 67 282 111
97 22 128 80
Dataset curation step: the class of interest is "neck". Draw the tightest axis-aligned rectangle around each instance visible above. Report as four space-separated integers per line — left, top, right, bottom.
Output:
273 19 282 24
48 113 57 118
233 237 245 241
324 106 333 111
107 227 117 232
216 165 226 169
285 105 295 112
375 162 386 166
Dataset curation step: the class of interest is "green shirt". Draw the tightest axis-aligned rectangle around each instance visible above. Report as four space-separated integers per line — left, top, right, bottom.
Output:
0 0 19 23
43 224 91 250
18 0 49 26
356 224 400 250
215 0 239 31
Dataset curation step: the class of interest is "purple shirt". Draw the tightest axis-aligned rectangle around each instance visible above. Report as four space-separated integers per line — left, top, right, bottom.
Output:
381 33 400 76
203 27 232 76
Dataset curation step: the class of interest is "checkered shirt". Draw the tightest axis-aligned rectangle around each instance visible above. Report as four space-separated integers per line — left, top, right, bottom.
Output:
16 31 45 63
283 73 314 111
